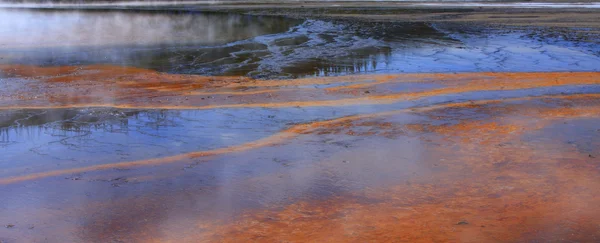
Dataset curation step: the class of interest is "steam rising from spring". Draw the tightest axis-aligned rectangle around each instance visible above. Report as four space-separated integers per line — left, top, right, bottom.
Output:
0 9 288 48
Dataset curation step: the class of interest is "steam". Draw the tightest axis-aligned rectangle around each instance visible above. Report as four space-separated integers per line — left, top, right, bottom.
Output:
0 8 282 49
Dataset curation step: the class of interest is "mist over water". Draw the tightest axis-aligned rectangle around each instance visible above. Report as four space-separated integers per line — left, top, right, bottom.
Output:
1 8 600 78
0 8 296 48
1 3 600 242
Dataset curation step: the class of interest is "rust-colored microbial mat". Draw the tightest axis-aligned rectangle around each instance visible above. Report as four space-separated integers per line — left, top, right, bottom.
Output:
1 65 599 242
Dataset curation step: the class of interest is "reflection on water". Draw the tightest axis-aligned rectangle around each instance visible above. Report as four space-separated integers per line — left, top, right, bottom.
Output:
3 83 600 179
1 94 600 242
0 108 289 177
2 8 600 78
1 63 600 242
1 4 600 242
0 8 298 47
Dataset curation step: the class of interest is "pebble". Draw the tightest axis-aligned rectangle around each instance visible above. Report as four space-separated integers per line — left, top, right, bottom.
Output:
457 220 469 225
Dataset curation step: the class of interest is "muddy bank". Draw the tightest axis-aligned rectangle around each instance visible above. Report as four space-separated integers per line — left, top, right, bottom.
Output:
218 4 600 28
7 1 597 28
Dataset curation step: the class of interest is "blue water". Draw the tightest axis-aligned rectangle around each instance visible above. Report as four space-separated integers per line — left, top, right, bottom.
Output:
1 9 599 78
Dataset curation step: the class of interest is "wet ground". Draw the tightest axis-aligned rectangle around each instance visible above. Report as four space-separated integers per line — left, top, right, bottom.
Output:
1 8 600 78
1 5 600 243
